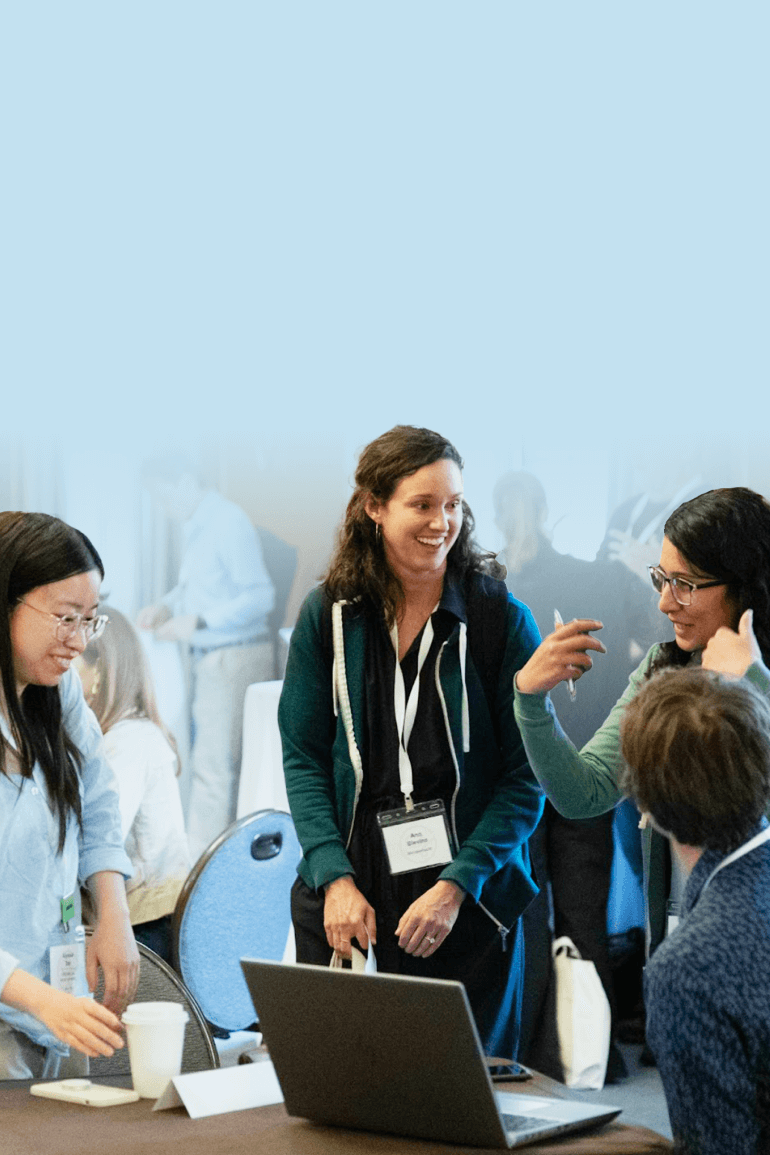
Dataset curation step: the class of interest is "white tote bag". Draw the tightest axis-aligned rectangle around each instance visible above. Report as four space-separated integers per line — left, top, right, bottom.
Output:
552 936 611 1090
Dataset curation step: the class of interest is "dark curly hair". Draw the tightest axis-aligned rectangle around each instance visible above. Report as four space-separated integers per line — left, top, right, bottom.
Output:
0 511 105 851
649 487 770 677
621 667 770 853
323 425 499 626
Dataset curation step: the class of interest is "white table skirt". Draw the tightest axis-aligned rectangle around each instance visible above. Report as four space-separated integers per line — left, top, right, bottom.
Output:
237 679 290 818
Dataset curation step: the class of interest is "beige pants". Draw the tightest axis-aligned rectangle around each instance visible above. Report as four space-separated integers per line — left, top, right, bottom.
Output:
185 641 273 862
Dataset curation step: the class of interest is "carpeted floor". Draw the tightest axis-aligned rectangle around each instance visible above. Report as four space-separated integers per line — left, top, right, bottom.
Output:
564 1041 672 1141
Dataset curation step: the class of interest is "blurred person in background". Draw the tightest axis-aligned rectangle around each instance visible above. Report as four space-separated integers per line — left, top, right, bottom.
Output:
597 470 705 586
493 471 659 1080
77 604 191 964
138 458 274 860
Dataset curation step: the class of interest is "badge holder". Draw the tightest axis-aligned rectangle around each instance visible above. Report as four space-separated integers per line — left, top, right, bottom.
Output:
377 799 453 875
49 893 87 996
383 616 454 876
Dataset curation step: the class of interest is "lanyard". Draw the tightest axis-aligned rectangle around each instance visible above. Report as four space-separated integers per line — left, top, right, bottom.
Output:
701 823 770 894
390 614 436 811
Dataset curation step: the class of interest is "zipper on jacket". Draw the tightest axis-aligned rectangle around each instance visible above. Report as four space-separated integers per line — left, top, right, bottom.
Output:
434 640 461 854
434 641 513 950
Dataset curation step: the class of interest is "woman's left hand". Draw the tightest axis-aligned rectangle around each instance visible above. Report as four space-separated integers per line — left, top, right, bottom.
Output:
702 609 762 678
395 880 465 958
85 873 140 1015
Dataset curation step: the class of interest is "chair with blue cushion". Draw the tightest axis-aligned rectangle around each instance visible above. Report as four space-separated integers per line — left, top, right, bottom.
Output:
172 809 302 1034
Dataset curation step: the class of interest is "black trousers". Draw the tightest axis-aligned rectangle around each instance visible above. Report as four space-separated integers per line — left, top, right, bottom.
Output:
291 875 525 1059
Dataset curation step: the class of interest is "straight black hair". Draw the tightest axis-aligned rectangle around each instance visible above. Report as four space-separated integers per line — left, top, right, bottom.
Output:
0 512 105 851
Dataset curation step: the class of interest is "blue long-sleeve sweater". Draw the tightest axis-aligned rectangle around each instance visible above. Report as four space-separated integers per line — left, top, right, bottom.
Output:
645 828 770 1154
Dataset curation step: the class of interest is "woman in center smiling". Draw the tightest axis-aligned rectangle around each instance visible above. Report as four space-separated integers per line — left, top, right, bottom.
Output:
279 426 544 1058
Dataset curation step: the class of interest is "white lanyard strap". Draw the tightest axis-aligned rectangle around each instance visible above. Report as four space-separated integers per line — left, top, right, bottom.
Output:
701 823 770 893
390 614 436 810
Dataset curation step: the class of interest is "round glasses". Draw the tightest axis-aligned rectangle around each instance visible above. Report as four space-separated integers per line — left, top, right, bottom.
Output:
647 565 725 607
18 599 109 642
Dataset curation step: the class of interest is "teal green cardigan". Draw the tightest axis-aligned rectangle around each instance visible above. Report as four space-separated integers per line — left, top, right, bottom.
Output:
514 645 770 951
278 578 545 938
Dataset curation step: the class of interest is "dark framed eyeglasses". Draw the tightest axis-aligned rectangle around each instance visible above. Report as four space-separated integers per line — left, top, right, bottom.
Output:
648 565 726 607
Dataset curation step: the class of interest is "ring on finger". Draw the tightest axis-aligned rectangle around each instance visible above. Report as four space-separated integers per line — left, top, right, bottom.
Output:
426 935 436 944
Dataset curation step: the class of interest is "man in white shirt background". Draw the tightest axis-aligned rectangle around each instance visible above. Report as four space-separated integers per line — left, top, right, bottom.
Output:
138 461 274 861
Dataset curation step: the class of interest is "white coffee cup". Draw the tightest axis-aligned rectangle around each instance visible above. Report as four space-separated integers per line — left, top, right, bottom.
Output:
122 1001 189 1098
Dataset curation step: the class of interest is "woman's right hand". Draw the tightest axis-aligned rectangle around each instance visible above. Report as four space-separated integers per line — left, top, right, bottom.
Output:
323 876 377 958
37 989 126 1058
515 618 606 696
0 969 125 1058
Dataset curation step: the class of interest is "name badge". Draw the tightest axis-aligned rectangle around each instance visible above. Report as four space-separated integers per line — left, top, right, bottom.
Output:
50 924 87 996
377 800 453 875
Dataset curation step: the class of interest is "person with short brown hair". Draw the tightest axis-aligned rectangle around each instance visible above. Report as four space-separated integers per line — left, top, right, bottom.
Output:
620 667 770 1154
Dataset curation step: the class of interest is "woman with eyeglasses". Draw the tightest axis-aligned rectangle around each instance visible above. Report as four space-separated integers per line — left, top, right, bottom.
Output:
0 512 138 1079
512 486 770 957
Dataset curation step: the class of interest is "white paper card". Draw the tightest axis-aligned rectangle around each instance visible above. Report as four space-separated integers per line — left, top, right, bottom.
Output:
153 1058 284 1118
381 813 453 874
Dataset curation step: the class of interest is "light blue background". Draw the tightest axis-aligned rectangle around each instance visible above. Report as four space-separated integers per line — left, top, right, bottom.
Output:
3 3 767 555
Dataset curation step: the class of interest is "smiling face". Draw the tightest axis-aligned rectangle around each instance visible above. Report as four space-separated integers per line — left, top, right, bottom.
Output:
657 537 738 653
10 570 102 696
366 458 464 585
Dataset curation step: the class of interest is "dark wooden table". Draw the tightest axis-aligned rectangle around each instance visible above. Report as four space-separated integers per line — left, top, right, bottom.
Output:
0 1071 672 1155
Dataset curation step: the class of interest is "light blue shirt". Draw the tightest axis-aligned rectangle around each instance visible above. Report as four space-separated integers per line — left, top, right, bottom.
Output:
0 669 131 1050
163 490 275 651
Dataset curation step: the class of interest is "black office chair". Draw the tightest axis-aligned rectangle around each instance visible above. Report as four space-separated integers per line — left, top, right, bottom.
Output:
172 809 302 1033
85 929 219 1077
256 526 298 678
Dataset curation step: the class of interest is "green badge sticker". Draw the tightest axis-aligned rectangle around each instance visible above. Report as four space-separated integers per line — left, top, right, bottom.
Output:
60 894 76 926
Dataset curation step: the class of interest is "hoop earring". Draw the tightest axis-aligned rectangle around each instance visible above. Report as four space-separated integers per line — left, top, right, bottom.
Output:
375 523 381 543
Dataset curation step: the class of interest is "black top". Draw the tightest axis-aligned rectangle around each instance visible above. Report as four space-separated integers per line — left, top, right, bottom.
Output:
348 580 464 922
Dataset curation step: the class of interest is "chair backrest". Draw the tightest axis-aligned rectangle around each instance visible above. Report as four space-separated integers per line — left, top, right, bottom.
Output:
85 931 219 1077
256 526 298 677
172 809 302 1032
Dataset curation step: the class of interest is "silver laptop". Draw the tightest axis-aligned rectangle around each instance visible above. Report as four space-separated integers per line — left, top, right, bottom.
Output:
241 958 620 1149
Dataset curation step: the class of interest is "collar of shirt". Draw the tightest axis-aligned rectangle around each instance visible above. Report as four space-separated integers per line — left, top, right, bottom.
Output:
437 568 467 624
683 819 769 915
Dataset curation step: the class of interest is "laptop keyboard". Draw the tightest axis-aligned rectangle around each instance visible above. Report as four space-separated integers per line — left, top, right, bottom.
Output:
501 1113 552 1135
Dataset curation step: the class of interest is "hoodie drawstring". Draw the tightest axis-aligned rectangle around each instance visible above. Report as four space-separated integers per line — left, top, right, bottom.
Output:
458 620 470 753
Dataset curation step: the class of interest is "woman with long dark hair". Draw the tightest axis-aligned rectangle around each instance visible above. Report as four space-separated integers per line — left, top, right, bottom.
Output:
0 512 138 1078
279 426 544 1059
513 486 770 953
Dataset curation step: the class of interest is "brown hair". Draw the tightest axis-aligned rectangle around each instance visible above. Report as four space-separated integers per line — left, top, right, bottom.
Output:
620 667 770 853
79 604 179 771
323 425 498 626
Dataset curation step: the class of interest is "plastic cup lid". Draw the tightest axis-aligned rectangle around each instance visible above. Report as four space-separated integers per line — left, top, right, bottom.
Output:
122 1001 189 1024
